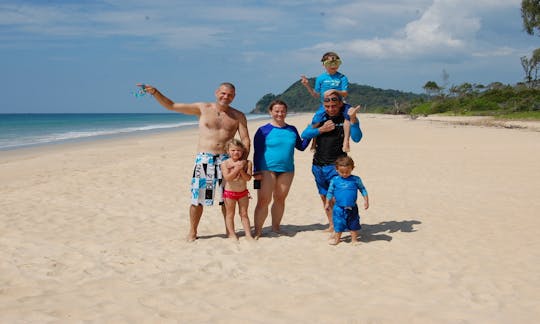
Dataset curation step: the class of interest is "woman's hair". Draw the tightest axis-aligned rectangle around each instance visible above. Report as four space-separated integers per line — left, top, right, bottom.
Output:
335 155 355 168
268 99 288 112
225 138 246 152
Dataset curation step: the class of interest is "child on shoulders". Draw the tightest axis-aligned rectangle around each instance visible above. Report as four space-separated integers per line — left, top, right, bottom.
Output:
301 52 351 152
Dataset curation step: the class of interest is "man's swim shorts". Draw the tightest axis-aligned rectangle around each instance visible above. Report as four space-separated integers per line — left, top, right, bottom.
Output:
312 164 339 196
191 153 228 206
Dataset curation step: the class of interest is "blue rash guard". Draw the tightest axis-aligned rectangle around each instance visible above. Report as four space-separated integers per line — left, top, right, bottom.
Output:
253 123 309 173
312 72 349 125
326 175 368 207
326 175 368 232
315 71 349 103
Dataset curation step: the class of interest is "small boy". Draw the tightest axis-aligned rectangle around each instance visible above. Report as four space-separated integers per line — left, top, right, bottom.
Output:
301 52 351 152
324 156 369 245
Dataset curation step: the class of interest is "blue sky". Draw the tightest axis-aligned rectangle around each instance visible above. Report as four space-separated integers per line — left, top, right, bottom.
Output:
0 0 535 113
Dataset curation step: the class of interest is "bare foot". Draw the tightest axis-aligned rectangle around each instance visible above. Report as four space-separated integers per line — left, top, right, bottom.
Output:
186 232 197 242
254 231 262 240
228 234 239 241
328 237 340 245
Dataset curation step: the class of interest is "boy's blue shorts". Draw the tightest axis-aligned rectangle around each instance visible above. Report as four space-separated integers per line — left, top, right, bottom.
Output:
311 164 338 196
333 205 361 232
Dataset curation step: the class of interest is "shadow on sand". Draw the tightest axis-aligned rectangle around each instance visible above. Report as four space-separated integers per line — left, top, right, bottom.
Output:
257 219 421 242
195 219 421 242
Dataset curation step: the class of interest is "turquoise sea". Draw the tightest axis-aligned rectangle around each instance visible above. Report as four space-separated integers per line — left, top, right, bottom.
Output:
0 113 269 151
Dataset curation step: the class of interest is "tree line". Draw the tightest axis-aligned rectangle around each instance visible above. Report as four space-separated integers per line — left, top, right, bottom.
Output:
250 79 425 114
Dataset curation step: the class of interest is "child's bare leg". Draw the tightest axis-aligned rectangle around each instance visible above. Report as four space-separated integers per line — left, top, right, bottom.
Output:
350 230 359 244
329 232 342 245
310 139 316 153
238 196 253 239
224 199 238 240
310 123 320 153
342 119 350 152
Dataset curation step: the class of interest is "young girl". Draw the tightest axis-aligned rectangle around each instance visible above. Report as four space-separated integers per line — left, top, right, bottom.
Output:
220 139 254 240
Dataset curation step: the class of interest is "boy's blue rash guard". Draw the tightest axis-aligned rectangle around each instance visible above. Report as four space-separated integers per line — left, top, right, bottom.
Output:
326 175 368 207
315 71 349 103
253 123 309 173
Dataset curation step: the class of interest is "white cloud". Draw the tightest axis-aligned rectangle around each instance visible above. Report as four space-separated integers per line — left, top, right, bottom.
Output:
309 0 520 61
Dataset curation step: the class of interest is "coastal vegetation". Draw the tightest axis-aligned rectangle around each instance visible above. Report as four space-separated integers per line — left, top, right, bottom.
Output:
251 79 540 120
250 79 425 114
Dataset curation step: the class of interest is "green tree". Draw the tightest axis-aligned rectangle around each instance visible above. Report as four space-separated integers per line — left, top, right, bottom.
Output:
522 0 540 35
532 48 540 83
521 55 535 84
520 49 540 86
423 81 441 96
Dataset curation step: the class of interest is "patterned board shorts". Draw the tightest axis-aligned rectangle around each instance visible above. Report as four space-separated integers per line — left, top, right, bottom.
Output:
191 152 229 206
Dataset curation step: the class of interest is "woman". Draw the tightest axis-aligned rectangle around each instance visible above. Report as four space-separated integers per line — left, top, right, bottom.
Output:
252 100 309 239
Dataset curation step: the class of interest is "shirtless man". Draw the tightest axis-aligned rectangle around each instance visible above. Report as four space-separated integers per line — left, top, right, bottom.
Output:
140 83 250 241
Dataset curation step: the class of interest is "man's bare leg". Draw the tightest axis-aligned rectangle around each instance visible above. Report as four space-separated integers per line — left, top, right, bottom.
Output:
320 195 334 232
187 204 203 242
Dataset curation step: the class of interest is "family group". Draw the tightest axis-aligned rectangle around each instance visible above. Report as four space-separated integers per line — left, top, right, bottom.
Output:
139 52 369 245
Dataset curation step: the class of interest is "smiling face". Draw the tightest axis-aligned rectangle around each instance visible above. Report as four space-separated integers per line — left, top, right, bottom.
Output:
269 103 287 124
215 85 235 107
323 93 343 117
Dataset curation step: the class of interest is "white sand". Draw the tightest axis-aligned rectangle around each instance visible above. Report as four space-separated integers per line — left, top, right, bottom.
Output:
1 114 539 323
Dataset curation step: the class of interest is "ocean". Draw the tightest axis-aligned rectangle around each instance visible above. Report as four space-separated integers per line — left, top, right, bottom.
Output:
0 113 269 151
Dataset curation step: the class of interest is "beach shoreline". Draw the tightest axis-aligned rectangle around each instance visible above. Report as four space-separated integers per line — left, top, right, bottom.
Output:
1 113 539 322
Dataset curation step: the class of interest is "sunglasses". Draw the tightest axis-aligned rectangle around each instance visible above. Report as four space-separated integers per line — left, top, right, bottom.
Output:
323 59 342 67
323 97 340 102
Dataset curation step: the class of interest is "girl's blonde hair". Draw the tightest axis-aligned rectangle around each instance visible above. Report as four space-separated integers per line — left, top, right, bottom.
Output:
225 138 246 154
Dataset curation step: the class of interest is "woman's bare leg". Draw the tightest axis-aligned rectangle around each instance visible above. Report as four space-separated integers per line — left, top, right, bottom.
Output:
270 172 294 233
253 171 276 239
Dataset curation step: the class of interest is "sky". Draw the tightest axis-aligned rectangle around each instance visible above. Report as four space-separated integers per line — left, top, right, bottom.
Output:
0 0 536 113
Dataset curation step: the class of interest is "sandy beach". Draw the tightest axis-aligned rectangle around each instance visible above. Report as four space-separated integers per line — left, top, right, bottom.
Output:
1 113 539 323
